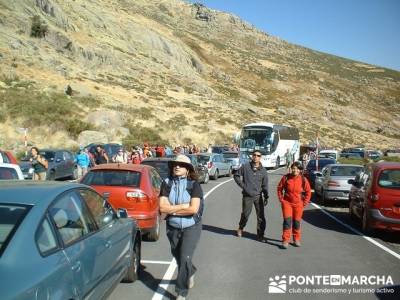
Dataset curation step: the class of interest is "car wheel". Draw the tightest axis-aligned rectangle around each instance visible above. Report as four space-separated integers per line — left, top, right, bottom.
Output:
362 208 373 235
203 172 209 184
123 238 140 283
275 157 280 169
212 170 219 180
146 214 160 241
48 170 56 181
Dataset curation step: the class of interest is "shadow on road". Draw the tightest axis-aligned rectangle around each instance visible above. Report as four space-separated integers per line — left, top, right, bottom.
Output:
202 224 283 249
132 264 176 299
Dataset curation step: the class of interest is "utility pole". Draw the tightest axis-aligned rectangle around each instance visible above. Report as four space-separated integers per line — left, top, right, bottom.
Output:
316 131 319 171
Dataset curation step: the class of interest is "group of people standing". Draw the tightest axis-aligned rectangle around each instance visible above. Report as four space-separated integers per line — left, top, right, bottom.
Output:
158 150 311 299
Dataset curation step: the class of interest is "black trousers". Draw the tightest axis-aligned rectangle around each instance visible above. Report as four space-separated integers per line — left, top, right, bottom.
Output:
166 222 202 297
238 195 266 237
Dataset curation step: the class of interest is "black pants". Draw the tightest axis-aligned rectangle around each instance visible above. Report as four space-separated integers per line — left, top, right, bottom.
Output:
166 222 201 297
238 195 266 237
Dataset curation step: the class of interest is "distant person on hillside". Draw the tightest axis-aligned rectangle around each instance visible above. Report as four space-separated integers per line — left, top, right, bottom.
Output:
30 147 48 181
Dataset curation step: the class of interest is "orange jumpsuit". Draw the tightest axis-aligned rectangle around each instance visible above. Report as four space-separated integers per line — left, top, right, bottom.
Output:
277 174 311 243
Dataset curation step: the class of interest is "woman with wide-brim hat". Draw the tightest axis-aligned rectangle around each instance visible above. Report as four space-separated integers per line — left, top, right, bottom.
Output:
159 154 204 300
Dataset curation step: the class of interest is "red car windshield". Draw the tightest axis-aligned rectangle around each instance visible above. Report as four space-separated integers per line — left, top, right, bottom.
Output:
0 204 31 256
82 170 141 187
378 169 400 189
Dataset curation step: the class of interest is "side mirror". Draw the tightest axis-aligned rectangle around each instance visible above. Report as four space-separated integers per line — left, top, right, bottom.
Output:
117 208 128 219
315 172 322 177
348 179 355 185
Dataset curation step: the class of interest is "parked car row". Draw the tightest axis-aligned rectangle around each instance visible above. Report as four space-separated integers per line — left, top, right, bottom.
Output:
0 181 141 300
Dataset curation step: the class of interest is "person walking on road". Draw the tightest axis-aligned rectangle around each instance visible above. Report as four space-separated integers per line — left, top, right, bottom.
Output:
277 161 311 249
30 147 48 181
234 150 269 242
159 155 203 300
112 148 128 163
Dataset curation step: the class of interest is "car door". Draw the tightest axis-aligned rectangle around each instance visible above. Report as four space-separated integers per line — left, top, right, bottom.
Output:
78 188 131 297
54 151 65 179
64 151 75 178
48 190 105 300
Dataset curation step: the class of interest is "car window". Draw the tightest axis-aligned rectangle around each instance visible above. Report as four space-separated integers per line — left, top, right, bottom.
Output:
0 204 31 256
49 191 96 246
0 167 19 180
81 170 140 187
223 153 238 159
64 151 72 160
330 166 363 177
36 218 58 254
197 155 210 165
141 161 169 179
150 169 162 189
41 151 55 161
78 189 115 228
378 169 400 189
0 152 10 163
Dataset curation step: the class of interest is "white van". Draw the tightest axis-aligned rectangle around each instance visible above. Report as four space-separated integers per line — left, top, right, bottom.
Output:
318 149 339 160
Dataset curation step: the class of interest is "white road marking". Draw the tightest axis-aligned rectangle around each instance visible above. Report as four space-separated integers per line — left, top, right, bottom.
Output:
141 260 173 265
152 178 234 300
310 202 400 260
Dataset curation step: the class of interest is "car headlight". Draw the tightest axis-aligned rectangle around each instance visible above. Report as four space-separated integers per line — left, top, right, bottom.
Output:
28 168 34 174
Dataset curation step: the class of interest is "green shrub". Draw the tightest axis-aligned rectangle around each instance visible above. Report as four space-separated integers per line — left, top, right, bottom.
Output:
30 15 48 38
123 123 167 146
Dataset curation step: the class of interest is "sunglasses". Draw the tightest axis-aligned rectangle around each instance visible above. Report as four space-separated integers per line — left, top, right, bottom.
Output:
252 154 261 157
172 162 188 168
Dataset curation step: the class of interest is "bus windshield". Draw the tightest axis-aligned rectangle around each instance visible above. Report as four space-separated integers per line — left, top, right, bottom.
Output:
239 127 274 154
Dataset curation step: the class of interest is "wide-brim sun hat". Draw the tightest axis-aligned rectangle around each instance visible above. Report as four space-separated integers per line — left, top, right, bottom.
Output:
168 154 194 172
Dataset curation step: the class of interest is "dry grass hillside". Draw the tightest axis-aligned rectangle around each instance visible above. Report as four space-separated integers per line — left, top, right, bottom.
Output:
0 0 399 152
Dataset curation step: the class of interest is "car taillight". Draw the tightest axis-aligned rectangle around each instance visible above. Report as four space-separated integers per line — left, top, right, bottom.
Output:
208 162 213 168
327 180 340 187
126 191 149 202
369 194 379 202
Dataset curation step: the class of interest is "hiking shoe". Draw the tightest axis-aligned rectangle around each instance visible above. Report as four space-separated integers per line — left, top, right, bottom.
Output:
257 236 266 243
188 274 195 289
282 242 289 249
293 240 301 247
236 229 243 237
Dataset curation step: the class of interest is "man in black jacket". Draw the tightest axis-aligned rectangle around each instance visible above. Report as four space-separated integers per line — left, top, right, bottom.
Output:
234 150 269 242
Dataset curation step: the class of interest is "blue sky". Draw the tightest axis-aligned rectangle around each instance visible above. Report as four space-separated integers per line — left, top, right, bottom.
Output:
196 0 400 71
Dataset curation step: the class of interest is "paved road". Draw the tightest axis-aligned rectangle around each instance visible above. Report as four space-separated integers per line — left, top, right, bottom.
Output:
109 168 400 300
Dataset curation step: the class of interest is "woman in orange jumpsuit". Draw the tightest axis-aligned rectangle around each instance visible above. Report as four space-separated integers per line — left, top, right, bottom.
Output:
277 161 311 249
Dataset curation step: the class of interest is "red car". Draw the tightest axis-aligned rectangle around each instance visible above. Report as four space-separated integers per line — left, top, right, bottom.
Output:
81 164 162 241
349 162 400 233
0 150 18 165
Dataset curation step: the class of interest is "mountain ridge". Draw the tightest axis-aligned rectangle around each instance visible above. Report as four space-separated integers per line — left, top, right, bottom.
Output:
0 0 399 151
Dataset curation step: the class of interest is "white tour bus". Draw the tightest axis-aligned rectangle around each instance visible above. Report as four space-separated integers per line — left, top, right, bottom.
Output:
237 122 300 168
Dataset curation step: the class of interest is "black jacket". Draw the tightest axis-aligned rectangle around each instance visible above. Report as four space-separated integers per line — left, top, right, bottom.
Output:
234 161 269 197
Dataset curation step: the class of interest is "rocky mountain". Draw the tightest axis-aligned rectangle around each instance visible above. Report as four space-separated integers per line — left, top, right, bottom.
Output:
0 0 399 152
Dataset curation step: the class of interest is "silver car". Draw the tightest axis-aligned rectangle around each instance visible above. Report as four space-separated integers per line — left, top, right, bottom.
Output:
222 151 240 171
314 164 363 205
197 153 232 180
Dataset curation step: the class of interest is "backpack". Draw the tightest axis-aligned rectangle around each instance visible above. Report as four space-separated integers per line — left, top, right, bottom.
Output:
164 178 204 223
283 174 307 199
